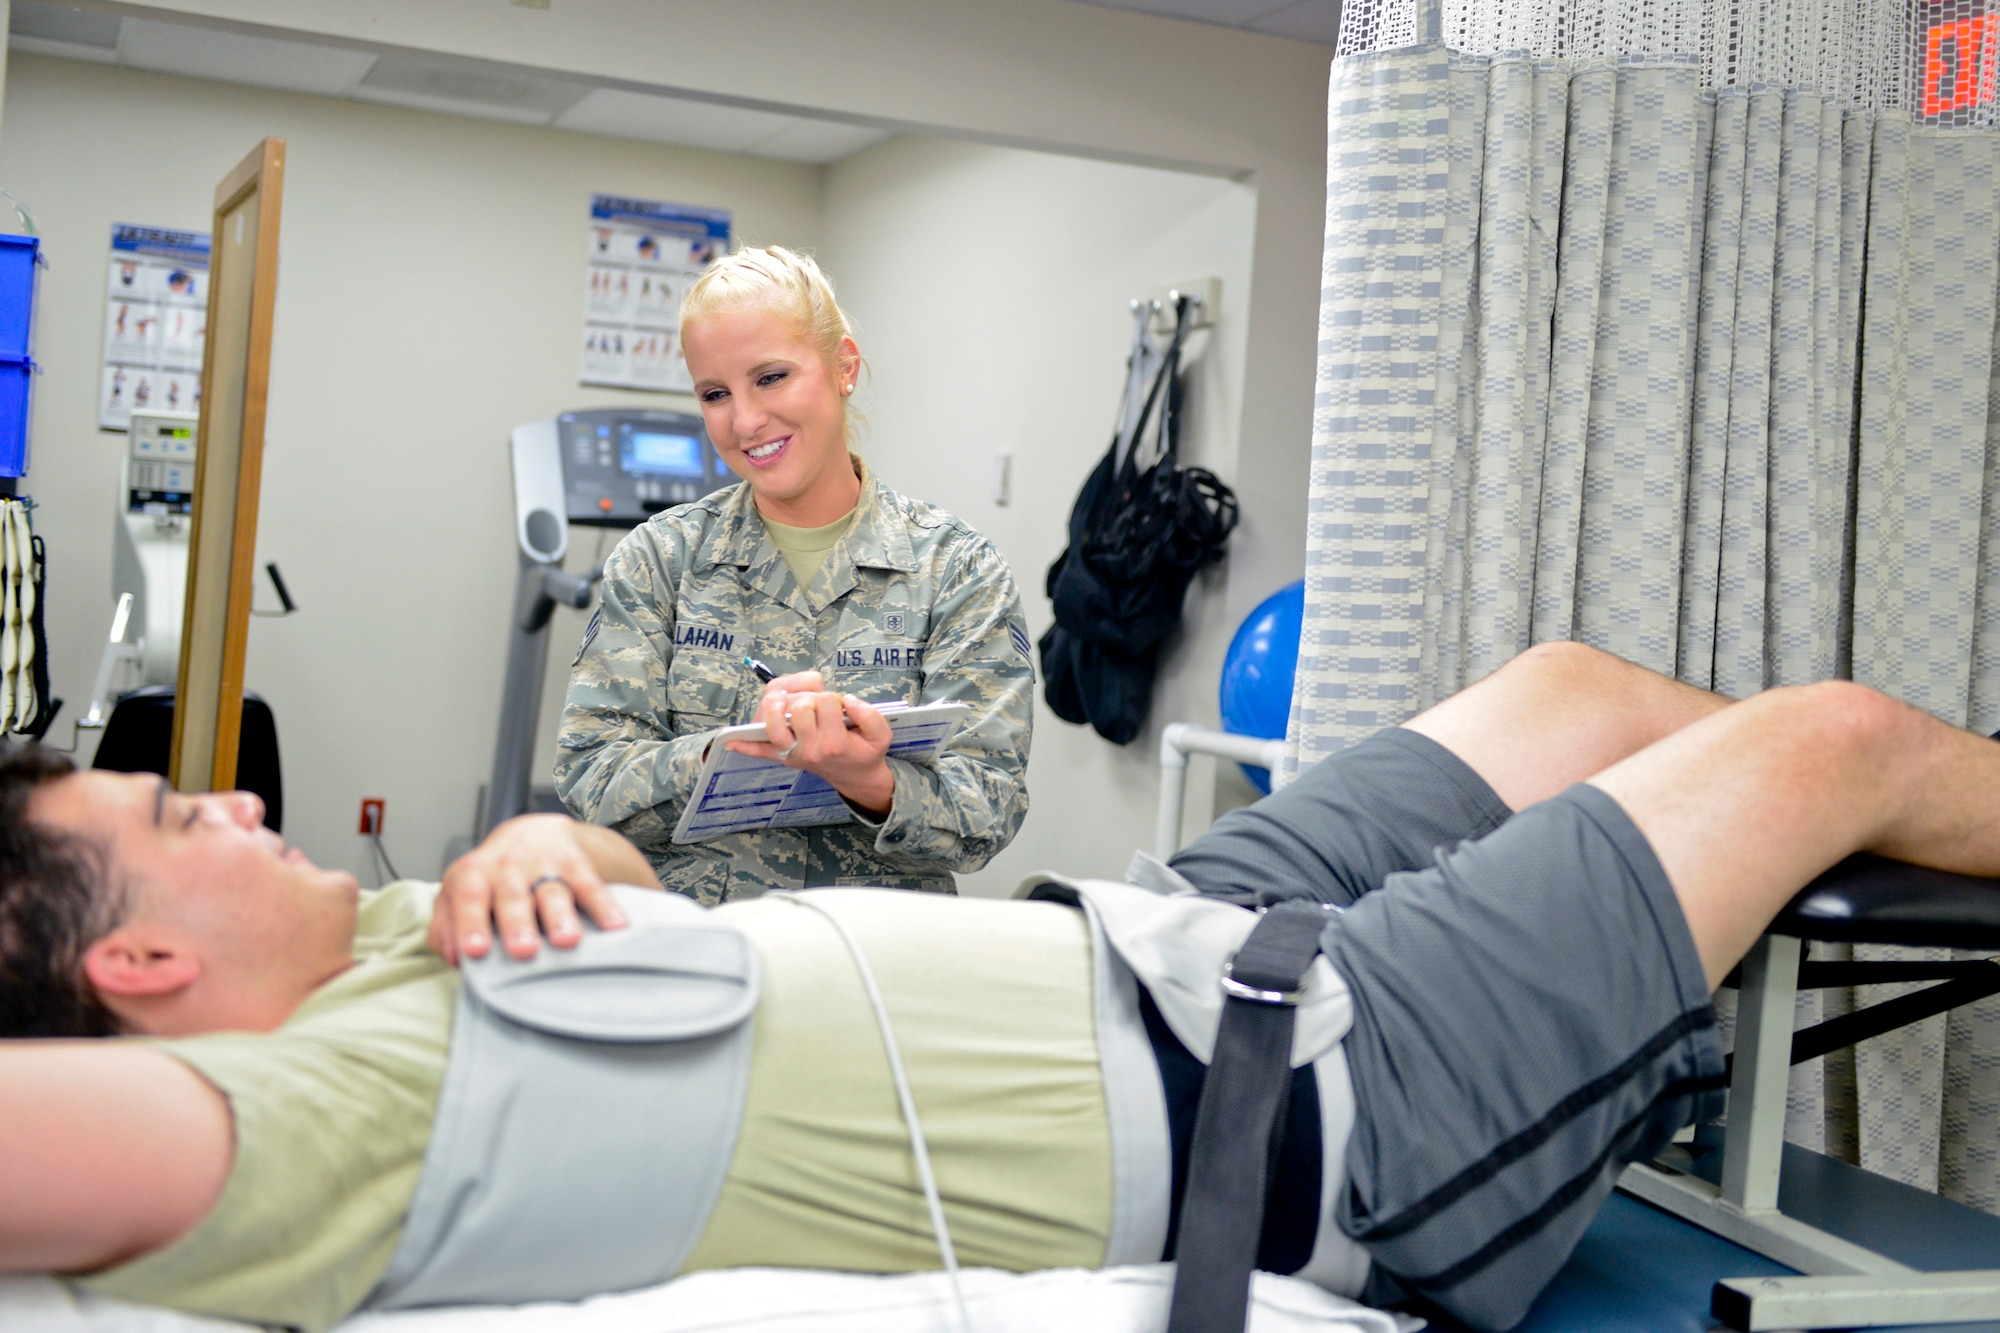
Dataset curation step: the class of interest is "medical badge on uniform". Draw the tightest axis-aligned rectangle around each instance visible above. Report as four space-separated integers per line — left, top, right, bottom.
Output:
884 612 906 635
573 609 601 666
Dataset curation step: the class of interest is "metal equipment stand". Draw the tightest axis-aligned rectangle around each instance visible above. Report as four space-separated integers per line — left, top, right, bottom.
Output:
464 408 715 858
1621 930 2000 1330
480 551 600 837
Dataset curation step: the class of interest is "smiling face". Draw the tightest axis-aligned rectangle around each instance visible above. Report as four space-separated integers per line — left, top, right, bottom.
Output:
28 771 360 1035
684 301 862 528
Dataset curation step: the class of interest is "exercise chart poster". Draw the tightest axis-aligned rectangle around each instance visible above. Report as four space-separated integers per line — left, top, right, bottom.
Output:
580 194 729 394
100 223 209 431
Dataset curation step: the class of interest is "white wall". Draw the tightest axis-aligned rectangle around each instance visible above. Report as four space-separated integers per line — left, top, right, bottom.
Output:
117 0 1332 666
4 0 1327 885
818 137 1260 894
0 53 823 878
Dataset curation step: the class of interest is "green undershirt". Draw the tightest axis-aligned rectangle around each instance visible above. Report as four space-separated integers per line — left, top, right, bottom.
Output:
761 508 857 588
78 886 1112 1331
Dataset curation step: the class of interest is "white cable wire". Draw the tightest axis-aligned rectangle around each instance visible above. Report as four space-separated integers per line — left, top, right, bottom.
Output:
773 892 973 1333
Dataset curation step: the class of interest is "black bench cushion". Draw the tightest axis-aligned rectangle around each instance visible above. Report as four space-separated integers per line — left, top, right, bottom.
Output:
1775 854 2000 950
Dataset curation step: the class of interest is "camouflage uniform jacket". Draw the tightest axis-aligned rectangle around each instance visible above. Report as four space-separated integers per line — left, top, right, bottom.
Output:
555 458 1034 903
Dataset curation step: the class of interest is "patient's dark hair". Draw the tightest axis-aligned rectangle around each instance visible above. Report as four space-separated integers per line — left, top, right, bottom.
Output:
0 744 125 1037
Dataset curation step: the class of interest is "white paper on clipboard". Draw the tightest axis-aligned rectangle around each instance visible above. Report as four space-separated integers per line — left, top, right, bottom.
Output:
671 700 970 844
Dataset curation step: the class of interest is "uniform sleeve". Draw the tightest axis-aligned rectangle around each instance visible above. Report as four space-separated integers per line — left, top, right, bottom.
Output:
553 528 711 851
866 535 1034 872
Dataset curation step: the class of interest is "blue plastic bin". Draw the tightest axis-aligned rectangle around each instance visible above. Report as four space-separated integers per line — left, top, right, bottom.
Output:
0 353 36 477
0 234 39 359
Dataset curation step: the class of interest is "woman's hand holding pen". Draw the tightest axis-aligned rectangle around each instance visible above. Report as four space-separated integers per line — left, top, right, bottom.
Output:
728 664 896 819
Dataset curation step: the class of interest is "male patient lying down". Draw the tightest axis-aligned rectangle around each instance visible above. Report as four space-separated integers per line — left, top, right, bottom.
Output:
5 643 2000 1333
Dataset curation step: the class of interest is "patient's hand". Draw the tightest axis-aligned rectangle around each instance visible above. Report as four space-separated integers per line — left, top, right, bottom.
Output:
429 814 657 963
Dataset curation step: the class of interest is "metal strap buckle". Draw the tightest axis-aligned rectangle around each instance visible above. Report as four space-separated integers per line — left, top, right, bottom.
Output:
1220 960 1304 1006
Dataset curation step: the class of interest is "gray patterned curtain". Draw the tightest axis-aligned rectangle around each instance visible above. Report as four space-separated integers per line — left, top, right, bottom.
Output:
1286 45 2000 1211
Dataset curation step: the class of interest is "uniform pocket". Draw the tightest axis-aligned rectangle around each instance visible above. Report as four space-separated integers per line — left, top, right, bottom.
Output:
666 657 742 727
666 860 733 907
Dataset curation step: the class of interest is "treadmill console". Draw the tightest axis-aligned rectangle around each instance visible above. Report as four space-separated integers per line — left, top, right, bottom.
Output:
557 408 722 528
126 412 199 516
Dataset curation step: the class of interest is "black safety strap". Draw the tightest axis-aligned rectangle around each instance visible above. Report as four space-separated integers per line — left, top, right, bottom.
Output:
1166 899 1331 1333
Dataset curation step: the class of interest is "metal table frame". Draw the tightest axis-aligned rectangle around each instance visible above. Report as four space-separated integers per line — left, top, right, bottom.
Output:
1622 931 2000 1330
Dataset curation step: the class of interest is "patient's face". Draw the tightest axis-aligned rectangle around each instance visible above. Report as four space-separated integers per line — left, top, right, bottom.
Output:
31 771 360 1028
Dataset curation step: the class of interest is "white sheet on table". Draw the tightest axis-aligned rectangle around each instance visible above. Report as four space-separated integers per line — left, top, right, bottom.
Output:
4 1265 1423 1333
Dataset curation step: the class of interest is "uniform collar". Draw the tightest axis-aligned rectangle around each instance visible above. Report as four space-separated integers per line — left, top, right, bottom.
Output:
709 456 915 616
711 456 915 575
841 457 918 575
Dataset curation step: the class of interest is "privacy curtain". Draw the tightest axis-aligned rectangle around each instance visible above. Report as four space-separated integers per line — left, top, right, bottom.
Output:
1284 44 2000 1210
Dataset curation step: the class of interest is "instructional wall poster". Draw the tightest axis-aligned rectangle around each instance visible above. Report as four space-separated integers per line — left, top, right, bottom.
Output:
99 223 210 431
580 194 729 394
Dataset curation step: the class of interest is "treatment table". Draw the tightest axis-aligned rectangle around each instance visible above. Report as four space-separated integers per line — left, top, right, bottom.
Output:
1618 853 2000 1331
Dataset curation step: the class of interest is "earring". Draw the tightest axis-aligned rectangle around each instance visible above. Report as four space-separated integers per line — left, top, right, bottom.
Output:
842 383 854 395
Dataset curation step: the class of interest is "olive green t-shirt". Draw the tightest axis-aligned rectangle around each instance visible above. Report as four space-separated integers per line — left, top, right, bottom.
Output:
687 890 1110 1275
760 507 856 588
78 886 1110 1331
80 881 457 1332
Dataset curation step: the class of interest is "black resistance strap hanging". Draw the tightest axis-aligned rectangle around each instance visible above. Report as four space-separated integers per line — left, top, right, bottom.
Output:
1038 294 1239 745
1166 900 1331 1333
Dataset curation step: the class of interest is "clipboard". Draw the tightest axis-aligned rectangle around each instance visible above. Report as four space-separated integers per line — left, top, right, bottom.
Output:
671 700 969 844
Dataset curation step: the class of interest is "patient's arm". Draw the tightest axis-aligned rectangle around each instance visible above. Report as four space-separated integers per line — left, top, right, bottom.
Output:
0 1042 230 1273
429 813 663 963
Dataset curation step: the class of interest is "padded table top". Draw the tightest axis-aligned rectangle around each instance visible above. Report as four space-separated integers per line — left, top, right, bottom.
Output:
1776 853 2000 948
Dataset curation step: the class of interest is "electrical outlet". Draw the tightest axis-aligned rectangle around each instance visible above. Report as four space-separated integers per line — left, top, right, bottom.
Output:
358 798 385 835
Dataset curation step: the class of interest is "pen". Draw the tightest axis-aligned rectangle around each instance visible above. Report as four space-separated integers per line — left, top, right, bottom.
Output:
745 657 776 684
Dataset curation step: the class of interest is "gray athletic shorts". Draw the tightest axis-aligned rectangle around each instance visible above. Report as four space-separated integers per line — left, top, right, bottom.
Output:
1168 727 1727 1331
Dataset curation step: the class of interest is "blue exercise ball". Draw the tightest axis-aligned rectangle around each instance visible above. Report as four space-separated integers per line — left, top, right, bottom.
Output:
1219 579 1304 794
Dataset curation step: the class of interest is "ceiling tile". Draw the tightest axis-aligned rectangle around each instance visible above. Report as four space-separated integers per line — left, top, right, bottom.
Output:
348 83 558 125
1075 0 1298 21
1248 0 1344 44
117 17 378 96
553 87 797 153
356 52 589 123
740 119 895 165
10 2 120 50
23 12 894 164
8 33 118 64
1249 0 1343 45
